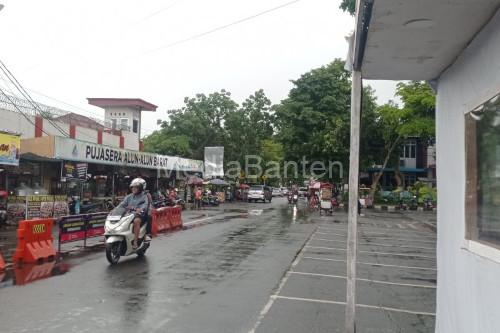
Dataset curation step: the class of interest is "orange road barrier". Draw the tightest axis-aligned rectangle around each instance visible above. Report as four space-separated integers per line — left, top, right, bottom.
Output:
12 218 56 264
170 206 183 229
0 252 5 271
151 206 183 235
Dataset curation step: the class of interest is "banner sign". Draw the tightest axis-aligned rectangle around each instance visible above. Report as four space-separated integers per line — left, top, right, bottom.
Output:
204 146 224 177
6 196 26 222
63 161 88 181
86 212 107 238
7 195 69 221
0 132 20 166
54 136 203 172
59 215 87 243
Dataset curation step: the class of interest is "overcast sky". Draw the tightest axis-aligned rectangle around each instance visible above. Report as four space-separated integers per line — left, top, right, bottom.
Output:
0 0 399 136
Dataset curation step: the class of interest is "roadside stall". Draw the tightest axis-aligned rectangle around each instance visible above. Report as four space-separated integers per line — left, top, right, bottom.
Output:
238 184 249 201
319 183 333 215
209 178 229 203
186 175 204 202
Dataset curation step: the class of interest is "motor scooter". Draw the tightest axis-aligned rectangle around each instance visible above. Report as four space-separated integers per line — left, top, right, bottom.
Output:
104 205 150 265
0 190 7 226
288 192 298 204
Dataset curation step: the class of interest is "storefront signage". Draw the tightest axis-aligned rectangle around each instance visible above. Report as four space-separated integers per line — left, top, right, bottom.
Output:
63 161 88 181
7 195 69 221
54 137 203 172
0 132 20 166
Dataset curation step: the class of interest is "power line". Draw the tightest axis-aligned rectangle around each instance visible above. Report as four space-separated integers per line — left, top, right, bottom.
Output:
137 0 182 24
149 0 303 52
0 87 51 136
0 60 70 137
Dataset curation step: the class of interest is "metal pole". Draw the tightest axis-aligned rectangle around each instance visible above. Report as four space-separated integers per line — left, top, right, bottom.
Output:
345 70 362 333
112 166 115 200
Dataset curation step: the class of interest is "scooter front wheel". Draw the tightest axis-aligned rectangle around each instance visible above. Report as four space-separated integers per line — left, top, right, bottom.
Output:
106 242 121 265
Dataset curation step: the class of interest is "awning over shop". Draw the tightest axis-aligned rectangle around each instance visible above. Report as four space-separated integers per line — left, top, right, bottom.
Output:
20 152 59 163
352 0 499 80
20 136 203 173
209 179 229 186
186 175 204 185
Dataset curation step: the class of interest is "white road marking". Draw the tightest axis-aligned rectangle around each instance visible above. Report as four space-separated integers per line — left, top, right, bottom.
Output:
316 229 436 241
305 246 436 259
289 271 436 288
183 216 215 227
318 225 435 236
302 256 437 271
311 238 435 251
273 296 436 316
248 227 316 333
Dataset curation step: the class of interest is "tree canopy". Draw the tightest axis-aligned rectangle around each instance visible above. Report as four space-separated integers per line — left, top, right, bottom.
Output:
340 0 356 15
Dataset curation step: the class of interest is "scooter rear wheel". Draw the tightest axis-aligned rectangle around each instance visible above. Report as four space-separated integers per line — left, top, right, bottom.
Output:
106 242 121 265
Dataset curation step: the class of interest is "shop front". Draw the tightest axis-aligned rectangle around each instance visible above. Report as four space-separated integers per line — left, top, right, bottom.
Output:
19 136 203 206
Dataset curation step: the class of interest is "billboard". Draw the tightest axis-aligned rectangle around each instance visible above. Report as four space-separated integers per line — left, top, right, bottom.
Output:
54 136 203 172
204 146 224 177
0 132 20 166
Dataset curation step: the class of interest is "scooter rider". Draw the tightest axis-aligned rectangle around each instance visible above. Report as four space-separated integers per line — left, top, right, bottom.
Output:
117 178 150 249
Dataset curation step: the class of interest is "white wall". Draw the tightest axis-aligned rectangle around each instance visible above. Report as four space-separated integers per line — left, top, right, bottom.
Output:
42 119 70 137
0 108 35 138
76 126 98 143
122 130 139 150
436 9 500 333
102 131 120 147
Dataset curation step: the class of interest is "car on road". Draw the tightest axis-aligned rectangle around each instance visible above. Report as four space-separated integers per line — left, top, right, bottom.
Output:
272 187 283 197
248 185 272 203
280 187 289 195
298 187 308 197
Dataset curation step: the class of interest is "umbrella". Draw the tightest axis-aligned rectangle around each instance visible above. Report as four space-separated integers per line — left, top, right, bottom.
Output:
187 175 204 185
209 179 229 186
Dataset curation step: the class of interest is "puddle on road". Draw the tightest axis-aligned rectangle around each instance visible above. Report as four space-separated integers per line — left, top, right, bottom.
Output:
0 261 70 288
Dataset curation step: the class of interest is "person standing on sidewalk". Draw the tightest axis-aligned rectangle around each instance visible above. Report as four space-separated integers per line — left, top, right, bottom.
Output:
194 187 202 210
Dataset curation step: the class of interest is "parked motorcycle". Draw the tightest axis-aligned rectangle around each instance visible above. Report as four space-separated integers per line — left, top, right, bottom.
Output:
423 197 434 211
202 194 219 206
68 196 105 215
0 190 7 226
104 205 150 265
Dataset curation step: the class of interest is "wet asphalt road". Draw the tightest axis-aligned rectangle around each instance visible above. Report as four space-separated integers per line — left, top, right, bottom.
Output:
0 199 437 333
0 198 316 333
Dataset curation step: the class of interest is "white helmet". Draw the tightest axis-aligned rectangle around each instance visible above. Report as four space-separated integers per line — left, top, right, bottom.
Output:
130 178 146 191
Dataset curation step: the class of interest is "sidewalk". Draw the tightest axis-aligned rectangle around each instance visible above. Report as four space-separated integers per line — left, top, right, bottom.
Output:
252 211 437 333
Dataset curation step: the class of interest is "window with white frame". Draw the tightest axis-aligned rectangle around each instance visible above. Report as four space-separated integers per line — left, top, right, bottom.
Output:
466 92 500 248
120 118 129 131
401 140 417 159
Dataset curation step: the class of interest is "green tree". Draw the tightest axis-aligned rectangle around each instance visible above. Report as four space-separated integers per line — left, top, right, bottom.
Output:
340 0 356 15
275 59 379 182
369 81 436 196
144 90 238 160
144 89 276 180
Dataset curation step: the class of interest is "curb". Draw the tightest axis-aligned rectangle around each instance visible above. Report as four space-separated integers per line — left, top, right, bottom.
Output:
182 216 216 230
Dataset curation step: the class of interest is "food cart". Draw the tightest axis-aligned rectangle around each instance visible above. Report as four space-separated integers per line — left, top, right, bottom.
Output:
319 183 333 215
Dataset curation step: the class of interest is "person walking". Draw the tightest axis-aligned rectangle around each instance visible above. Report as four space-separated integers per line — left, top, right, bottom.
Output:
194 187 202 210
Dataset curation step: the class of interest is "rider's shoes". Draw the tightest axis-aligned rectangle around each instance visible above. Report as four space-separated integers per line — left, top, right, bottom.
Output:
145 235 152 242
132 240 138 249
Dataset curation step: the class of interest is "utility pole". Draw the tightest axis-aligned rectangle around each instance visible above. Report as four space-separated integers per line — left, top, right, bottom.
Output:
345 70 361 333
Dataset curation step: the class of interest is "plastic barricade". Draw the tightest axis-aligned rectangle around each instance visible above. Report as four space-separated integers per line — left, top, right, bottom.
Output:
151 208 172 235
170 206 183 229
151 206 183 235
12 218 56 264
13 261 56 286
0 252 5 271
